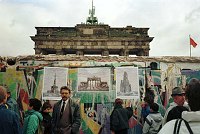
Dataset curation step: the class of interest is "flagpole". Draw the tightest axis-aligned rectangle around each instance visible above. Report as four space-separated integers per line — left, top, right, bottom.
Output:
189 35 191 57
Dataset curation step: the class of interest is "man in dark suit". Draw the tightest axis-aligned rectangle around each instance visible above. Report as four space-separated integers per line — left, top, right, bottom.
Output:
52 86 81 134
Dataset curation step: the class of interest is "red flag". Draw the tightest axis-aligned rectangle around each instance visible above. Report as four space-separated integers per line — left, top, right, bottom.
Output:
190 37 198 48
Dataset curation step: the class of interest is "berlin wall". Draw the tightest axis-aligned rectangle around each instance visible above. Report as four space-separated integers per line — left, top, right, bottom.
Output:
1 55 200 134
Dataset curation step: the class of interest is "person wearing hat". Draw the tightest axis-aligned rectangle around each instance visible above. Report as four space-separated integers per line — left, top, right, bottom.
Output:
159 78 200 134
162 87 189 126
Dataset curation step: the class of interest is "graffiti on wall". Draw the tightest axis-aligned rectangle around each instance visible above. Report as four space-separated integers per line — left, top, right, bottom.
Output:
1 58 200 134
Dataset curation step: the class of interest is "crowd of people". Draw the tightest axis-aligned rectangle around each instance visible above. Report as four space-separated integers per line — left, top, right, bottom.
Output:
0 85 80 134
110 78 200 134
1 78 200 134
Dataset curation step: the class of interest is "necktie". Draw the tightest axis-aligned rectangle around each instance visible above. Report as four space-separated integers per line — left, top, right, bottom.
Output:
60 101 65 118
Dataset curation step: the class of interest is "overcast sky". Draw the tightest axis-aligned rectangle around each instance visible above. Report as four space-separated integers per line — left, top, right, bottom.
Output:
0 0 200 57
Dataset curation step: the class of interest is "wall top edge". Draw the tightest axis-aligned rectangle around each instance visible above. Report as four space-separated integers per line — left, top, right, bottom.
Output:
1 55 200 63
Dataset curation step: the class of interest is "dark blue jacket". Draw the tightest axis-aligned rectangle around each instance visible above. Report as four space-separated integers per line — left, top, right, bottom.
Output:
0 104 21 134
110 105 133 133
141 104 151 120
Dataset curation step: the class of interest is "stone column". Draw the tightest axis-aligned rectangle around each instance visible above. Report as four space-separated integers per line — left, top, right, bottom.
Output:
137 49 149 56
144 50 149 56
124 50 129 56
120 50 124 56
76 50 84 56
120 49 129 56
34 48 42 54
35 48 48 55
137 50 144 56
102 50 109 56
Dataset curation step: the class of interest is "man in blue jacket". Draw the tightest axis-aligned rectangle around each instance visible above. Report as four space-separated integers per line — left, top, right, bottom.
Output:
0 86 21 134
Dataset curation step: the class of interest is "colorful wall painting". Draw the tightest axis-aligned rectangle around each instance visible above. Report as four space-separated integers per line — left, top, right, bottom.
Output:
2 57 200 134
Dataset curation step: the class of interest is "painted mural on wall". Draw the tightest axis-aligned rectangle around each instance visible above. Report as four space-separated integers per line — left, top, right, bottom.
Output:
1 57 200 134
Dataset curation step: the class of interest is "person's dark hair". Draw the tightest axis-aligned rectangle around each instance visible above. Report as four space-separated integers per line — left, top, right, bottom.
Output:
150 103 159 112
145 88 155 101
60 86 71 93
29 98 42 111
185 78 200 111
42 101 52 112
144 95 154 105
185 78 199 92
187 78 199 86
115 98 123 106
166 106 189 122
0 86 6 103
